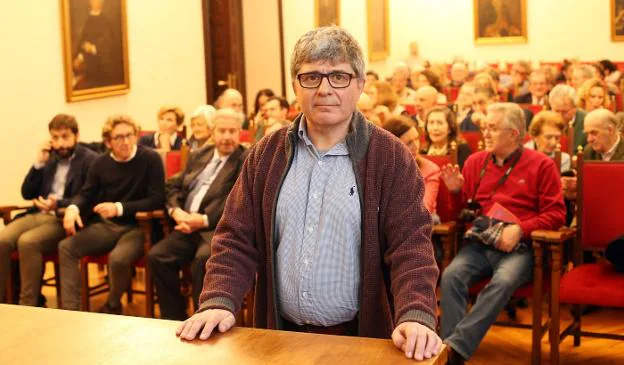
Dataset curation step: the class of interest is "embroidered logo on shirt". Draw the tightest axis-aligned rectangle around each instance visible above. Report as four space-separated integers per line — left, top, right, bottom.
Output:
518 179 526 184
349 186 356 196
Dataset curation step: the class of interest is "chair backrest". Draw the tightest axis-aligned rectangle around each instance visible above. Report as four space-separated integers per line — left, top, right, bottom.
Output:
559 134 569 154
162 144 190 179
518 104 544 116
577 154 624 255
239 130 252 144
460 131 483 153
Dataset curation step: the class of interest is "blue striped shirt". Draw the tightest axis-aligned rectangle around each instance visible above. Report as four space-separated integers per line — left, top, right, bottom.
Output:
275 118 361 326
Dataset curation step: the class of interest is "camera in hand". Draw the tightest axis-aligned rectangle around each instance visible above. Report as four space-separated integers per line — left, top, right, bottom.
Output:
459 199 482 223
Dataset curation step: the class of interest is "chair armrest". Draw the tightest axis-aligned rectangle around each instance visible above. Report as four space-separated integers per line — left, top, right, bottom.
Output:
531 228 576 245
135 211 154 221
0 205 33 225
152 210 165 219
433 221 457 235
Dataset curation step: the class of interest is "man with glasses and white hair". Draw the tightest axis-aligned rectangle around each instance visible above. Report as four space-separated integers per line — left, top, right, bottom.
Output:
440 103 566 364
549 84 587 150
176 26 441 361
147 108 248 320
59 115 165 315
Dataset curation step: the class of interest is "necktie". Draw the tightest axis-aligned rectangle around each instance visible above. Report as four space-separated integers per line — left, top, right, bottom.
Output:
183 158 222 212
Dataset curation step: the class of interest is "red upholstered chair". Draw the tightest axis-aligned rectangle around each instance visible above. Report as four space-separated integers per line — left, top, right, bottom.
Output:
518 104 544 116
459 131 483 153
0 205 62 306
239 130 252 144
534 154 624 365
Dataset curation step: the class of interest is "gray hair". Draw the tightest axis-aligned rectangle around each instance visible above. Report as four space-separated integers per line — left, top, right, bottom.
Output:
586 108 619 130
487 102 526 143
190 105 216 129
574 64 596 79
290 26 365 80
549 84 576 106
212 108 244 128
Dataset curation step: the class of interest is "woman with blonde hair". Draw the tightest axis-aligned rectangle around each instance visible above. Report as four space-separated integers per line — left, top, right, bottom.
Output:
577 78 610 112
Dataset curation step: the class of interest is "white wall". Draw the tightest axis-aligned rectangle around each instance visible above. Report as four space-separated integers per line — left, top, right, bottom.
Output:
0 0 206 206
242 0 284 112
281 0 624 98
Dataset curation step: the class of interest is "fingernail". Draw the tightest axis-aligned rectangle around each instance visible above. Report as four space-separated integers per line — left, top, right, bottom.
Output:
406 352 412 358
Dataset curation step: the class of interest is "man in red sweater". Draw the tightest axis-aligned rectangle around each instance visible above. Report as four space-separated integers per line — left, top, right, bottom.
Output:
176 26 441 361
440 103 566 364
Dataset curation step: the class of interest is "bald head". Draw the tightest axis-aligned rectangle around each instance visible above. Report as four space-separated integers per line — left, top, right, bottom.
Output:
414 86 438 119
218 88 244 113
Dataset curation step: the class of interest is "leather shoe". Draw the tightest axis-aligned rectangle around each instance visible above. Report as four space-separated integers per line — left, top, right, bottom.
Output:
98 302 122 315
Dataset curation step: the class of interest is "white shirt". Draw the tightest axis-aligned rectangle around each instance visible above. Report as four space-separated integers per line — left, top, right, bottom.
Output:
601 136 621 162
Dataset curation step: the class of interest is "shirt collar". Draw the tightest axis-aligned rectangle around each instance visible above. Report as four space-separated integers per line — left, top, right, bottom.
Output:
602 135 621 161
491 146 523 166
297 116 349 156
110 145 138 163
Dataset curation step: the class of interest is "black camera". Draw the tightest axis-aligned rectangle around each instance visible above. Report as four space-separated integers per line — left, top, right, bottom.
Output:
459 200 482 223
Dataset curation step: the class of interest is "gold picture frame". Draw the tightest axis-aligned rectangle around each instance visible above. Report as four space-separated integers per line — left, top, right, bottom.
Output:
60 0 130 102
315 0 340 27
367 0 389 61
473 0 527 45
612 0 624 41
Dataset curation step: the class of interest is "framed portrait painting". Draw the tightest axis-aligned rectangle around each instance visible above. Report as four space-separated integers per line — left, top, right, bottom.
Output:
367 0 389 62
612 0 624 41
473 0 527 45
60 0 130 102
315 0 340 27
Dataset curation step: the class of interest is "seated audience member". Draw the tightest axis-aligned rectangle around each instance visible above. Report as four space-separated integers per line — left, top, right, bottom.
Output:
251 88 275 120
569 64 597 91
139 106 185 152
454 83 476 125
561 109 624 201
0 114 97 306
423 106 472 169
459 86 497 132
549 84 587 149
576 79 611 113
147 109 249 320
414 69 448 104
371 80 400 121
405 41 427 71
384 116 440 221
256 96 291 139
365 70 379 85
507 61 531 97
216 88 247 128
414 86 439 128
600 59 623 86
59 115 165 314
473 72 495 91
391 62 417 105
525 111 571 172
440 103 566 365
514 70 549 106
486 67 511 101
357 93 382 126
448 61 468 88
188 105 216 152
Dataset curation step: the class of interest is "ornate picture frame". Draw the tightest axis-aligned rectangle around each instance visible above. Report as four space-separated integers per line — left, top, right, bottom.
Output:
367 0 389 61
315 0 340 27
60 0 130 102
473 0 527 45
612 0 624 41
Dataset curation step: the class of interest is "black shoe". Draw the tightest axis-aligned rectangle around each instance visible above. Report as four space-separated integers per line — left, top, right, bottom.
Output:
37 294 47 308
447 346 466 365
98 302 122 315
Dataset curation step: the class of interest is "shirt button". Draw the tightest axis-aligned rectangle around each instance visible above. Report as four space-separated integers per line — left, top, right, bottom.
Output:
312 193 318 199
303 258 309 265
308 226 314 233
302 291 309 298
318 160 323 166
305 320 312 325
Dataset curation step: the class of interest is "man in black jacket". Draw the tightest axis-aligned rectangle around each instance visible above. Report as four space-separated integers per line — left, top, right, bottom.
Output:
0 114 97 305
59 115 165 314
147 108 248 320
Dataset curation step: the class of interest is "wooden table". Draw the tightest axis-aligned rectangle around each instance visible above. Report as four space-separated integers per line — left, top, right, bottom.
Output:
0 304 447 365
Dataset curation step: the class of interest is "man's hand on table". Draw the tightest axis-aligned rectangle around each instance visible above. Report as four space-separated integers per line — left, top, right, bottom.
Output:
392 321 442 361
176 309 236 340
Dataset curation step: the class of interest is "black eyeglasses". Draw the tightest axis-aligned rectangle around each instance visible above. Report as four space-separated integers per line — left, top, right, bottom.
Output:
296 72 356 89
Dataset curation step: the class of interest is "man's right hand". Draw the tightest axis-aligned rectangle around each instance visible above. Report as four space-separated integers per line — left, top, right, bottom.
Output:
440 164 465 193
176 309 236 341
171 208 191 225
37 141 52 165
63 207 83 236
561 176 577 200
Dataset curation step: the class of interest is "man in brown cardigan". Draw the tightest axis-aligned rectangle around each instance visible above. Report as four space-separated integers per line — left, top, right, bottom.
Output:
177 27 441 361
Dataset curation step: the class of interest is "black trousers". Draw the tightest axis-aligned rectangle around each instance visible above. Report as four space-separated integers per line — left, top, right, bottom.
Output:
147 229 213 320
606 235 624 272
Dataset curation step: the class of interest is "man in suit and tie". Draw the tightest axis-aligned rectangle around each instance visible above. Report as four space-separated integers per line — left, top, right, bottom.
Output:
147 108 248 320
513 70 549 106
0 114 97 305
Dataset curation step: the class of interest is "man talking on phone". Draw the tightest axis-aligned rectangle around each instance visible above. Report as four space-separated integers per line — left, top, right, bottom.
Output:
0 114 98 306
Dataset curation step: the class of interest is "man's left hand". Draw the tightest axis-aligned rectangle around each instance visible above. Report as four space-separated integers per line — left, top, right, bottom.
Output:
497 224 523 253
94 202 118 219
391 321 442 361
174 213 206 233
